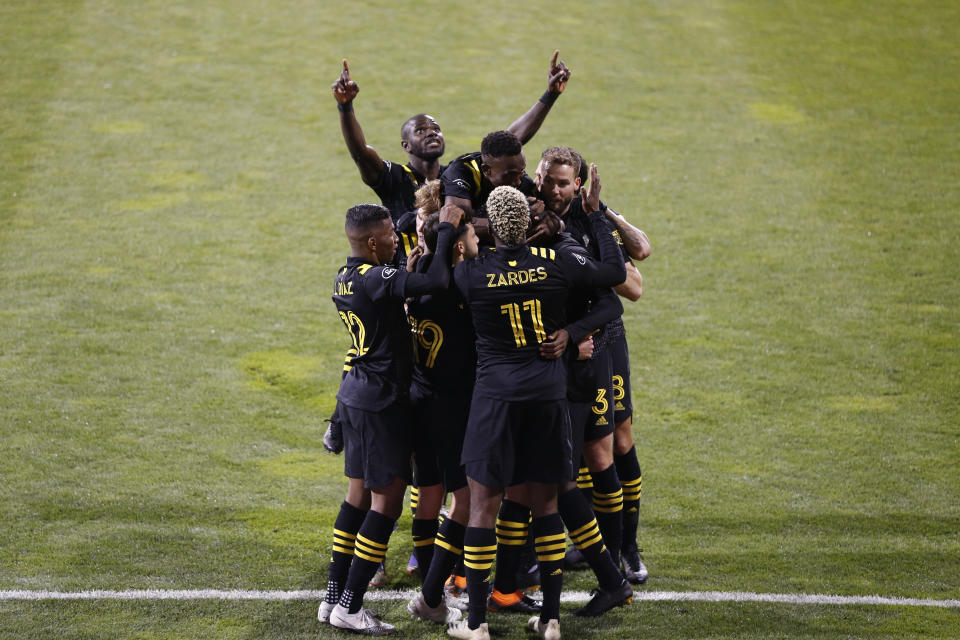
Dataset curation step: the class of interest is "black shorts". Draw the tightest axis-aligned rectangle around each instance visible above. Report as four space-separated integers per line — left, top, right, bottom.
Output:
411 387 470 493
341 401 413 489
462 393 573 488
609 333 633 425
584 349 615 443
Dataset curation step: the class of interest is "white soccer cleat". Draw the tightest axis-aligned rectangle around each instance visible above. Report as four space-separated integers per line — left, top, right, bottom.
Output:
446 619 490 640
622 548 649 584
369 561 387 587
317 600 335 623
527 616 561 640
407 593 462 624
329 604 395 635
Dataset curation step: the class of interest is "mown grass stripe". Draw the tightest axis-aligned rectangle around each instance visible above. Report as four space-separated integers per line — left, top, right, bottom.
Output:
1 590 957 608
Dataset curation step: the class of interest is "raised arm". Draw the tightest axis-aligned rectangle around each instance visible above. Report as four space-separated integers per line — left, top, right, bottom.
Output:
605 206 651 261
577 164 626 287
332 59 385 187
507 50 572 145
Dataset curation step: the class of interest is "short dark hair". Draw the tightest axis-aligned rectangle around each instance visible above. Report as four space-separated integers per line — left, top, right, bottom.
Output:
422 212 472 253
573 149 588 185
481 130 522 159
345 203 391 233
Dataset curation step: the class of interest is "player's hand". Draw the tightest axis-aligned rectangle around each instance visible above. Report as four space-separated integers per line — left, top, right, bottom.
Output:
332 59 359 104
527 209 564 245
581 163 601 214
540 328 569 360
576 335 595 361
406 244 423 272
547 50 571 95
438 203 464 226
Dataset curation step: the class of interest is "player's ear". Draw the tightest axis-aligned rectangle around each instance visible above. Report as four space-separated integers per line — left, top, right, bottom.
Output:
575 177 581 190
455 239 465 256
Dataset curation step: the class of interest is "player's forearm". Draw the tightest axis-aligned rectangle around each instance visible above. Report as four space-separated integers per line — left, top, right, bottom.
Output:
605 207 651 261
338 104 382 186
565 288 623 344
586 212 627 286
614 261 643 301
506 91 559 145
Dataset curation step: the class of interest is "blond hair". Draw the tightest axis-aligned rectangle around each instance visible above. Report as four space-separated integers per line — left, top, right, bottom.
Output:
414 179 443 219
486 186 530 247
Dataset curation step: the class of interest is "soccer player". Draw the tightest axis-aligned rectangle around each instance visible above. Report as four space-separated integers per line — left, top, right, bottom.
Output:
318 201 463 634
569 153 652 585
446 185 625 640
441 129 565 244
405 206 482 625
534 149 638 573
332 52 571 259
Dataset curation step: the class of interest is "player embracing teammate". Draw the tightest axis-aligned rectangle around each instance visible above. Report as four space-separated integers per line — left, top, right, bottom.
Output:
318 52 654 638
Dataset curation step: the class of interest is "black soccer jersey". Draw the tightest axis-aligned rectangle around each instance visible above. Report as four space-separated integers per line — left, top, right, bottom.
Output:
453 213 626 402
441 152 536 219
371 160 445 264
407 253 478 395
333 223 456 411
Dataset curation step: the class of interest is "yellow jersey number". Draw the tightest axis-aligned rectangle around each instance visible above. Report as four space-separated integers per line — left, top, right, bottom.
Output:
500 299 547 348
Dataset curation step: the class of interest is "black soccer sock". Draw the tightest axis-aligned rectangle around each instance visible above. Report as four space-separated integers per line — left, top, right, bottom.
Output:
492 499 530 594
423 517 465 608
409 486 419 516
325 501 367 605
533 513 565 623
411 516 438 583
558 488 622 591
576 464 594 504
339 509 395 614
592 463 624 566
615 446 643 553
464 526 497 630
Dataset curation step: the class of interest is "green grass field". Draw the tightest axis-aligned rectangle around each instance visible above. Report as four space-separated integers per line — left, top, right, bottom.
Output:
2 1 958 638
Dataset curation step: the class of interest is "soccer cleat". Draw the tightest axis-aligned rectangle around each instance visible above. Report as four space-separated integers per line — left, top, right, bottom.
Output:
622 548 649 584
322 419 344 454
572 579 633 617
563 546 586 569
407 552 419 575
407 593 462 624
317 600 335 623
369 562 387 587
487 589 542 614
445 574 468 598
446 619 490 640
526 616 561 640
329 604 395 635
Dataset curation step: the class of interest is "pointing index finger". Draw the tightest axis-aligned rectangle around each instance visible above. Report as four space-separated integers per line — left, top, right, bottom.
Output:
550 50 559 70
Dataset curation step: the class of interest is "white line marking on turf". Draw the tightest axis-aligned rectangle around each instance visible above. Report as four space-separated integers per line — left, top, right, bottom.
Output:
1 589 957 608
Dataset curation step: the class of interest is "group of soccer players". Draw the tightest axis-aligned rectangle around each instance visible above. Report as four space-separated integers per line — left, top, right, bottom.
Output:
320 52 652 639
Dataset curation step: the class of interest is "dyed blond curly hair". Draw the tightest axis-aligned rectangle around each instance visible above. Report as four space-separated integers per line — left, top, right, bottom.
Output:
486 186 530 247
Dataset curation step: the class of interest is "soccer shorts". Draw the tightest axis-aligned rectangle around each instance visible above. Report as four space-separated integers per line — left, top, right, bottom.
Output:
411 387 470 493
341 401 412 489
462 393 573 488
609 333 633 425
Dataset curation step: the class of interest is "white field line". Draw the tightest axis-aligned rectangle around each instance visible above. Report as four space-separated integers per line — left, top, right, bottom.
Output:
1 589 957 608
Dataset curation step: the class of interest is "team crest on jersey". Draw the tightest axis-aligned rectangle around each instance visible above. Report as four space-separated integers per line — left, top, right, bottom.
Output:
574 253 587 265
454 178 470 191
382 267 398 279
